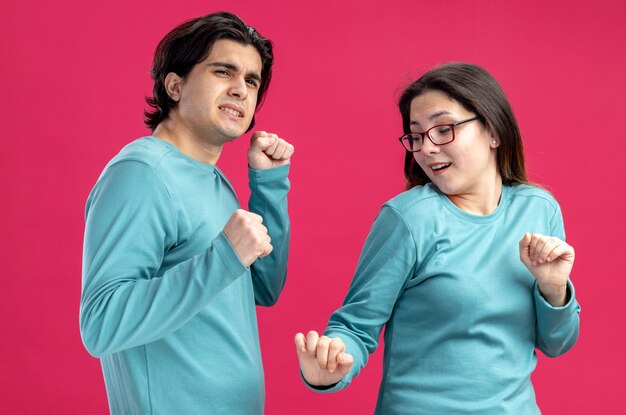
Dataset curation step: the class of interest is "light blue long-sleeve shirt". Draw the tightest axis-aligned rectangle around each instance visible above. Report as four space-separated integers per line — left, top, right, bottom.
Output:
318 183 580 414
80 137 290 414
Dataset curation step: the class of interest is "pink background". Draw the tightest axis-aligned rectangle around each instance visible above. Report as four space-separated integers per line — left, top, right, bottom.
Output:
2 0 625 413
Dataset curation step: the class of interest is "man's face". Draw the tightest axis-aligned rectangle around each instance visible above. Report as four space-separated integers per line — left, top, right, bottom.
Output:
174 39 263 145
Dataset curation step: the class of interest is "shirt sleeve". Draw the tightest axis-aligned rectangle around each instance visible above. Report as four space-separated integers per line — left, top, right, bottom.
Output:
247 164 291 306
534 202 581 357
80 160 247 357
311 205 417 392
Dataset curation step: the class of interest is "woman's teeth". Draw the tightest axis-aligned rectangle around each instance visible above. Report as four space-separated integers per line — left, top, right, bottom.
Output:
432 163 451 171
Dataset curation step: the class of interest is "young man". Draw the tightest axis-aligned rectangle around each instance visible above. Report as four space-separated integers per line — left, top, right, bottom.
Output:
80 12 293 414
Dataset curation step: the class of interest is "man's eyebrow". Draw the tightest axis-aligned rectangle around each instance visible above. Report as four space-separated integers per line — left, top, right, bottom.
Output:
208 61 238 71
410 110 453 127
207 61 262 82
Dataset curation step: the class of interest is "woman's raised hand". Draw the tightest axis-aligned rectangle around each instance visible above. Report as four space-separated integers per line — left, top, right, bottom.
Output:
519 233 575 307
294 331 354 387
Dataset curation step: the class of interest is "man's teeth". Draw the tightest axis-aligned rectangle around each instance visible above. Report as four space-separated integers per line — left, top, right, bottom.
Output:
220 107 242 117
432 163 451 171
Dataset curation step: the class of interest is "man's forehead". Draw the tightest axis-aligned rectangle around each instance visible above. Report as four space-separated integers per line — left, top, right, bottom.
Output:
205 39 262 73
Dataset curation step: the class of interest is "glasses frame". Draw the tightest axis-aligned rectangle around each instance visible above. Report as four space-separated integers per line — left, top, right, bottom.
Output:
399 116 480 152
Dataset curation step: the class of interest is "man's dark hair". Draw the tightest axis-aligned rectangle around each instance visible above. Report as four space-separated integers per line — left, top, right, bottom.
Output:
144 12 274 132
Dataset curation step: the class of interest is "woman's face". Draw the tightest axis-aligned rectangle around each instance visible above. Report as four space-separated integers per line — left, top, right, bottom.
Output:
410 90 500 199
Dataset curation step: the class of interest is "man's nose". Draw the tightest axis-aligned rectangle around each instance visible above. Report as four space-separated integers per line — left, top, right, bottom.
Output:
228 77 247 99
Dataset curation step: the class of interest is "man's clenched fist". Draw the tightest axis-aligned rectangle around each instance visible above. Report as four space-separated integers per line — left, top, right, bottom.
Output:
223 209 272 267
248 131 294 170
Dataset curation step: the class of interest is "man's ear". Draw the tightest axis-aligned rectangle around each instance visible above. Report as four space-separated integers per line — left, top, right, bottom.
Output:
164 72 183 102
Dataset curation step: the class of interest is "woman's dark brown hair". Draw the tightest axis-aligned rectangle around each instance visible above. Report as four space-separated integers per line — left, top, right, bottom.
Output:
144 12 274 132
399 62 529 189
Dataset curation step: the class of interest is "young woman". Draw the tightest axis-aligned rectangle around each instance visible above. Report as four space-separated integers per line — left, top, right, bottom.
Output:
295 62 580 414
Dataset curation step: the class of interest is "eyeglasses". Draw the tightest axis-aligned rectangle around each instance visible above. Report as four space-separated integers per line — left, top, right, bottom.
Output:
398 116 480 152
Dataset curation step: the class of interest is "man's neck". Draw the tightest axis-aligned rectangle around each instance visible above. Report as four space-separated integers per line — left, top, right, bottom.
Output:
153 119 223 165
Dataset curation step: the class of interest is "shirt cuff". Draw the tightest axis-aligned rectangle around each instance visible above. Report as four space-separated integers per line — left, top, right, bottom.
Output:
299 370 349 394
534 279 578 311
213 231 249 274
248 164 290 183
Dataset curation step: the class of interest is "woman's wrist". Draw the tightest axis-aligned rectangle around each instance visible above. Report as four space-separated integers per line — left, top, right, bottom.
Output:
538 283 569 307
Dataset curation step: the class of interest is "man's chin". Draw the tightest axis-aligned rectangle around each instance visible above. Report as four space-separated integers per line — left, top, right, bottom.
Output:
220 123 251 141
223 130 245 142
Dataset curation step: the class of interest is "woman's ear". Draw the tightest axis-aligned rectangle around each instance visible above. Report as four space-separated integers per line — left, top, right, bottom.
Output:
490 137 500 148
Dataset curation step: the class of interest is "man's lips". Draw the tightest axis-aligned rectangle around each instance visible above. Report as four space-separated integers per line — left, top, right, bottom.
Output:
219 104 244 118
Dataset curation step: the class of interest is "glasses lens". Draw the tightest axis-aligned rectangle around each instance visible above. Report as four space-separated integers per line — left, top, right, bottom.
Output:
430 125 454 145
403 134 422 151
